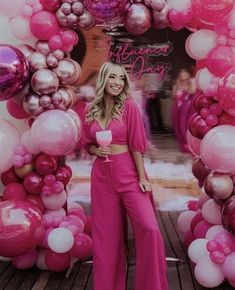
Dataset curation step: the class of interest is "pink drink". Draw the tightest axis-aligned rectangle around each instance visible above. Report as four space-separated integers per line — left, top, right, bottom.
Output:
96 137 112 147
96 130 112 162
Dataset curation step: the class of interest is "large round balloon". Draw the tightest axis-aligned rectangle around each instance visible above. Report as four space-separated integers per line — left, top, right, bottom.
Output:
0 45 29 100
222 196 235 235
85 0 127 24
0 200 45 257
200 125 235 173
0 119 20 173
31 109 81 155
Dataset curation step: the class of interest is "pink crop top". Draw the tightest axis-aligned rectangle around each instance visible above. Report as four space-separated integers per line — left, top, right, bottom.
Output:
82 97 147 154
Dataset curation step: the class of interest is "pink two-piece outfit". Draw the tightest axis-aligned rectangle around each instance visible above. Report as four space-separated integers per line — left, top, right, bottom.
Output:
82 97 168 290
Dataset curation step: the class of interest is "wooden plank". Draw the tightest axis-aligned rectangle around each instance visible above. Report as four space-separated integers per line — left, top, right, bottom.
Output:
17 267 41 290
0 262 10 276
3 269 28 290
44 271 66 290
0 264 16 289
156 211 181 290
31 270 51 290
58 262 81 290
71 262 92 290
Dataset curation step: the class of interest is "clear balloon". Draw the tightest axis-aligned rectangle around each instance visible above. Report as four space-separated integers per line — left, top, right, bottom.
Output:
0 200 45 257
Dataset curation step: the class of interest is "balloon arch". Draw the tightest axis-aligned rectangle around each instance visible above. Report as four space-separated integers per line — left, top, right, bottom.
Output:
1 0 235 286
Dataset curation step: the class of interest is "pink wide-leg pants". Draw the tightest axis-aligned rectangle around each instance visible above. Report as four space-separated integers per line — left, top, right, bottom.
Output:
91 151 168 290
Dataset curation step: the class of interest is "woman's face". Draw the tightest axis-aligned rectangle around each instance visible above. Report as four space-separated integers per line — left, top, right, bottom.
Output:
104 66 125 97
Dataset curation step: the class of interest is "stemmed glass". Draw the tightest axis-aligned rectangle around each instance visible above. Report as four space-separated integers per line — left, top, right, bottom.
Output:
96 130 113 162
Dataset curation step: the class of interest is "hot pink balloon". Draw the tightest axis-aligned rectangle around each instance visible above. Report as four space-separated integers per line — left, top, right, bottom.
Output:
3 183 27 201
0 200 45 257
35 154 58 176
30 11 59 40
40 0 61 12
0 45 29 101
31 110 80 156
69 233 93 259
1 167 21 186
45 249 71 272
23 172 44 195
200 125 235 173
85 0 127 24
186 129 201 156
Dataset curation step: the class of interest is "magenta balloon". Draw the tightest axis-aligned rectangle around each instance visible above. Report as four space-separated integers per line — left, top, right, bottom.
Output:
0 45 29 101
7 99 29 119
186 129 201 156
192 0 234 25
30 11 59 40
23 172 44 195
45 249 71 272
218 112 235 126
206 46 233 77
201 125 235 173
189 114 211 139
193 92 214 113
0 200 45 257
3 182 27 201
124 3 151 35
192 158 210 183
69 233 92 259
55 166 72 185
35 154 58 176
1 167 21 186
85 0 127 23
31 109 80 155
40 0 61 12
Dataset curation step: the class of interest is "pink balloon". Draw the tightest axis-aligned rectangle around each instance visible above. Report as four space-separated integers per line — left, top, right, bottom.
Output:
201 125 235 173
0 0 24 17
6 99 29 119
1 167 21 186
206 45 233 77
124 4 151 35
41 191 67 210
193 220 212 239
3 182 27 201
69 233 92 259
23 172 44 195
26 195 45 213
222 252 235 281
40 0 61 12
21 130 41 155
30 11 59 40
35 154 58 176
10 15 32 40
45 249 71 272
186 130 201 155
0 200 45 257
85 0 127 23
191 211 204 232
201 199 222 225
177 210 197 234
12 248 38 269
31 110 80 156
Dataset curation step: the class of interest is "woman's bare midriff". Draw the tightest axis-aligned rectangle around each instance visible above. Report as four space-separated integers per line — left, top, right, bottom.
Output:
109 144 129 155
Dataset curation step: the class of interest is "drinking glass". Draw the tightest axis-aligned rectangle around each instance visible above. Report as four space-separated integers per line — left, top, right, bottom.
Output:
96 130 112 162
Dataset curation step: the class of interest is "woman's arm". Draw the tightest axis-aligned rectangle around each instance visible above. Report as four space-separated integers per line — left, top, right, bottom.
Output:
132 151 152 193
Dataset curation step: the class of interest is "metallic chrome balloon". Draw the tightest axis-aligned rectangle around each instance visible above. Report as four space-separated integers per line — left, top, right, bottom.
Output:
124 3 152 35
67 12 79 25
144 0 165 11
53 59 81 85
78 10 96 30
46 54 59 68
72 2 84 15
31 69 59 95
35 41 51 56
61 2 72 15
152 4 170 29
23 93 44 116
52 86 75 109
0 45 29 101
17 44 34 58
39 95 52 108
28 52 48 72
56 9 69 27
204 172 234 200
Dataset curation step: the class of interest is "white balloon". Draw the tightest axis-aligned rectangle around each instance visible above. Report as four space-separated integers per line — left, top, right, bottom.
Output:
188 238 210 264
48 228 74 253
195 68 214 92
167 0 191 11
187 29 217 60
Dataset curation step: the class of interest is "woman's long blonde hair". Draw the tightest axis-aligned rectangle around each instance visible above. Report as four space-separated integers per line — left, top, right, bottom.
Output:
86 61 131 122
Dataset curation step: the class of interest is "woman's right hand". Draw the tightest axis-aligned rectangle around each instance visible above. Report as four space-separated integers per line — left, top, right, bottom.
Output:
96 146 111 158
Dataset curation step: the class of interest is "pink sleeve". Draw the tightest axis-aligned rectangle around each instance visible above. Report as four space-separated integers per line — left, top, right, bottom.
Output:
125 98 147 154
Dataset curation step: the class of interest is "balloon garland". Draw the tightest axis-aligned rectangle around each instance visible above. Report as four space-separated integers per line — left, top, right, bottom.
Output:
1 0 235 287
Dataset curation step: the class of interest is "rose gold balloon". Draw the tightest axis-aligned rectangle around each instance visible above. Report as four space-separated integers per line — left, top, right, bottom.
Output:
39 95 52 108
152 4 170 29
78 10 96 30
52 86 75 109
53 50 64 61
28 52 47 72
56 9 69 27
13 82 31 105
67 13 79 25
124 4 151 35
46 54 58 68
144 0 165 11
35 41 51 56
23 93 44 116
31 69 59 95
18 44 34 58
14 163 35 178
53 59 81 85
204 172 234 200
72 2 84 15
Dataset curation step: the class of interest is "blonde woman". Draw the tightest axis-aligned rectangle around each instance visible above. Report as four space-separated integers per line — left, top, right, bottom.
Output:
82 61 168 290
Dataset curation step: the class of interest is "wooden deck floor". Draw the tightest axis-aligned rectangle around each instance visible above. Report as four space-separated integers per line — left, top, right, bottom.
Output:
0 211 233 290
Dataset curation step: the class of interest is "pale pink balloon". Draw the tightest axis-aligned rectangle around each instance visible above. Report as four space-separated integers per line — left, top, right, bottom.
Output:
31 109 80 155
0 0 24 17
186 129 201 156
177 210 197 234
12 248 38 269
0 119 20 173
222 252 235 281
201 199 222 225
21 130 41 155
188 238 210 264
124 4 152 36
41 191 67 210
168 0 191 11
47 228 74 253
200 125 235 173
205 225 225 240
194 257 224 287
9 15 32 41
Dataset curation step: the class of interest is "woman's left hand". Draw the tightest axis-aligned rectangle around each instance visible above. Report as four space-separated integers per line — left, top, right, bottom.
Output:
139 178 152 193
